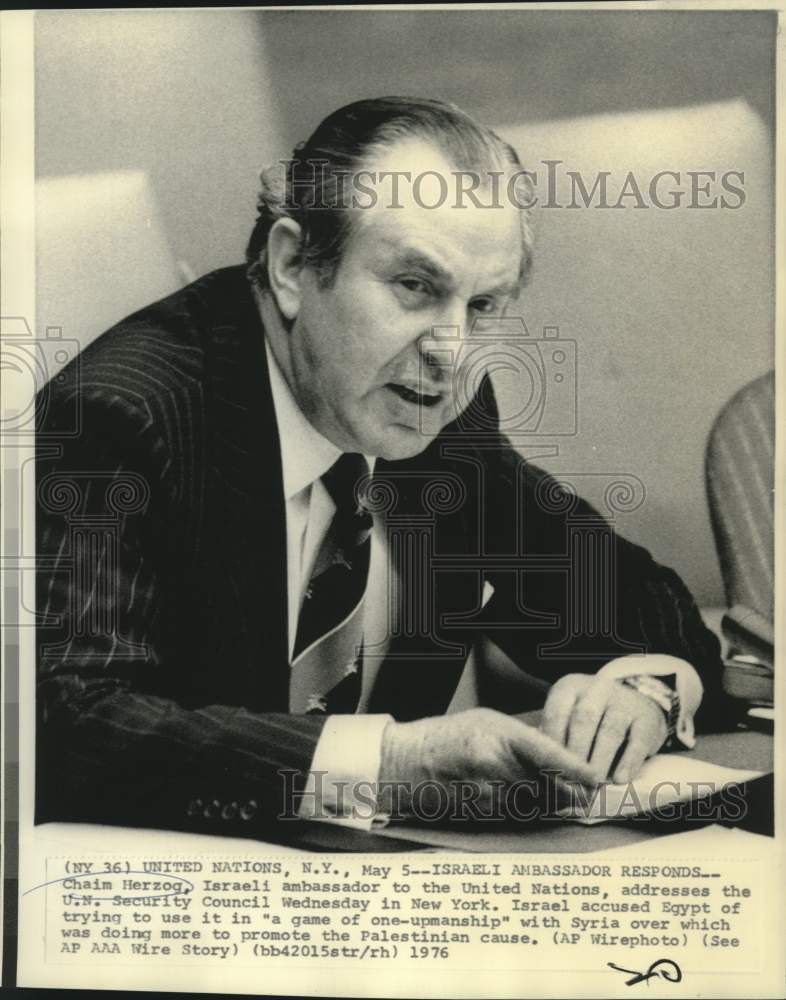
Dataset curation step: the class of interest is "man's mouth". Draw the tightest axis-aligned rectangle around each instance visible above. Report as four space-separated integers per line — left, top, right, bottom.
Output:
387 383 443 408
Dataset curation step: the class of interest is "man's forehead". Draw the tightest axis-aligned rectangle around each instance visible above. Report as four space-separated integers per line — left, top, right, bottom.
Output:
363 134 495 181
356 203 522 291
351 137 523 288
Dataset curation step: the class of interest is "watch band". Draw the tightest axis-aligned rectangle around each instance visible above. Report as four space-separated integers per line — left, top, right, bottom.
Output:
621 673 681 747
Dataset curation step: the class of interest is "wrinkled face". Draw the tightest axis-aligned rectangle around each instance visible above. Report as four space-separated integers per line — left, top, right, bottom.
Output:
281 138 523 460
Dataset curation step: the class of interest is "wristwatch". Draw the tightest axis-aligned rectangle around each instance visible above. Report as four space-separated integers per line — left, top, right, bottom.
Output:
621 673 680 748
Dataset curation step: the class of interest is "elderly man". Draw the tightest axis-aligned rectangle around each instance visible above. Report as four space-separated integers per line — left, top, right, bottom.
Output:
36 97 727 835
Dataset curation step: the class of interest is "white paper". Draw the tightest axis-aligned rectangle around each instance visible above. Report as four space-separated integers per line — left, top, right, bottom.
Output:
559 754 764 825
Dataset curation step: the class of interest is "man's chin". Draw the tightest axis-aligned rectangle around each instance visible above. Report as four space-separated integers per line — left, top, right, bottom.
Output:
365 422 438 462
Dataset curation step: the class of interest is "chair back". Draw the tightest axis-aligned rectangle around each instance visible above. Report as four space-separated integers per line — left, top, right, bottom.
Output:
705 370 775 619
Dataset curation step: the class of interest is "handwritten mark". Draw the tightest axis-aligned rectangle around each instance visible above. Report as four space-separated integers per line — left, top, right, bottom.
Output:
22 870 194 902
608 959 682 986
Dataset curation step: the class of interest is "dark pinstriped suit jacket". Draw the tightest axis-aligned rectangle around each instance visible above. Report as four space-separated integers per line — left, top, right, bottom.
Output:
36 266 730 837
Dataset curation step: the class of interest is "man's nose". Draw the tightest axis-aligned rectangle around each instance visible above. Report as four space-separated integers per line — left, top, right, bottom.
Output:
417 331 457 379
418 303 469 374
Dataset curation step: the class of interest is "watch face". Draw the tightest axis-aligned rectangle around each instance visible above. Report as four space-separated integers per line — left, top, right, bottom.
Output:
623 675 679 735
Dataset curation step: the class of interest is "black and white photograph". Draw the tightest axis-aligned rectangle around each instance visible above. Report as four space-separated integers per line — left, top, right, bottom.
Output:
1 4 782 996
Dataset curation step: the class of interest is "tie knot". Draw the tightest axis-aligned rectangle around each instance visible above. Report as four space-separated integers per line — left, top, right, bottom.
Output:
322 453 373 544
323 453 371 516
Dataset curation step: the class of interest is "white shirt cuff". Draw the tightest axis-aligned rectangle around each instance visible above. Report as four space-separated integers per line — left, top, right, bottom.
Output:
597 654 703 749
297 714 393 829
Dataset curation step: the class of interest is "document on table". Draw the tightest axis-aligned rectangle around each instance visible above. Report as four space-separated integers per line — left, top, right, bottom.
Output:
557 753 764 825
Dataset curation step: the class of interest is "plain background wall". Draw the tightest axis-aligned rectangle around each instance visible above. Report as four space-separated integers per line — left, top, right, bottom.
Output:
36 9 282 277
258 10 774 151
496 102 772 605
35 9 775 606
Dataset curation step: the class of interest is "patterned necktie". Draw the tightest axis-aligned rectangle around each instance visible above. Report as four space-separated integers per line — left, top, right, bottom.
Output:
289 453 373 714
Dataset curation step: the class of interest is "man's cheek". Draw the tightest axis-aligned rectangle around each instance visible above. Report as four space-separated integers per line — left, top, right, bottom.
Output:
341 324 393 368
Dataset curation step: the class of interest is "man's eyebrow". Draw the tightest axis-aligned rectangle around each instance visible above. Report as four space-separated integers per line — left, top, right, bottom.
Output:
379 241 520 296
388 247 451 283
485 277 520 297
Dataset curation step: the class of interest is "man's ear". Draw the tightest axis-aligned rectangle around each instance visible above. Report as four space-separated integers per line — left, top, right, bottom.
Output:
266 217 304 321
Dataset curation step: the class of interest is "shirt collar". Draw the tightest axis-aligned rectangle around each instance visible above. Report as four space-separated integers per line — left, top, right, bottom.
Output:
257 289 375 501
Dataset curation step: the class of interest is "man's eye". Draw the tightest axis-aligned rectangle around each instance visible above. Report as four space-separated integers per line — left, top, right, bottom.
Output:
470 297 497 314
397 277 430 296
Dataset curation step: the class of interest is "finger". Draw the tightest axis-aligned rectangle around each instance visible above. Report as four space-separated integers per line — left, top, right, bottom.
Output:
566 682 612 761
588 708 630 780
611 717 653 784
510 721 601 788
540 678 581 746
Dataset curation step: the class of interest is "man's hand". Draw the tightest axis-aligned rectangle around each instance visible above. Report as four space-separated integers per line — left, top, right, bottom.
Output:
379 708 599 821
541 674 668 784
